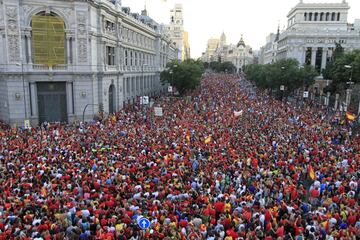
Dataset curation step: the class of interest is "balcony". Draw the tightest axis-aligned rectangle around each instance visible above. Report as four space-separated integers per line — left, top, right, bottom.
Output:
32 64 69 71
106 65 118 71
32 64 49 71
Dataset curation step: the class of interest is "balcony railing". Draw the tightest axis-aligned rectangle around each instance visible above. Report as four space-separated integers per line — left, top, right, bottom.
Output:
32 64 49 71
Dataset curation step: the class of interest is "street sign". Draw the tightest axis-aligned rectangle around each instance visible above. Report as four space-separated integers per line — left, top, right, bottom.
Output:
303 91 309 98
142 96 149 105
24 120 31 129
137 217 150 230
280 85 285 91
168 86 173 93
154 107 163 117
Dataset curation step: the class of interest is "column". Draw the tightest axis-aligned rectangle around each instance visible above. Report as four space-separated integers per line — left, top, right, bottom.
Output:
66 81 74 116
66 36 71 64
334 93 339 111
29 82 37 117
311 48 316 66
26 34 33 64
321 48 327 70
301 48 306 65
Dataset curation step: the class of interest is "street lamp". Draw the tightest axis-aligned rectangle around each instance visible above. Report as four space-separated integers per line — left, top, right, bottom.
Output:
16 62 28 122
169 64 177 96
344 64 354 111
280 66 286 101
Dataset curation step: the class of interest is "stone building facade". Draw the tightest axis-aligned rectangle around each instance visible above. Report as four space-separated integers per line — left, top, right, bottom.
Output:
0 0 178 126
260 0 360 73
204 33 254 72
166 4 190 61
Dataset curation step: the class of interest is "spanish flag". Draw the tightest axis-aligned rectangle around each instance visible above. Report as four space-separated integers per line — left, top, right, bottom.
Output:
322 221 329 231
204 136 212 144
308 165 316 180
346 112 356 121
185 131 191 142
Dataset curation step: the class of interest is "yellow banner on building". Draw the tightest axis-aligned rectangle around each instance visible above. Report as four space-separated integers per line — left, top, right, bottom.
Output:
32 15 65 67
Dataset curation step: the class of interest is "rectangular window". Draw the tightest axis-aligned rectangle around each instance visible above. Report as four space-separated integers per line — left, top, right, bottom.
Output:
105 20 115 32
106 46 115 65
126 78 130 93
125 50 128 66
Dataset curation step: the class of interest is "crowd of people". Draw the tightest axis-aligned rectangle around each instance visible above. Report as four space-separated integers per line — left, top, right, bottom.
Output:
0 73 359 240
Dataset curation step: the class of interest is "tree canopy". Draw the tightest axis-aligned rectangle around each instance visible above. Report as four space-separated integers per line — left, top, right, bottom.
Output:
323 48 360 94
244 59 317 96
160 59 204 95
207 61 237 73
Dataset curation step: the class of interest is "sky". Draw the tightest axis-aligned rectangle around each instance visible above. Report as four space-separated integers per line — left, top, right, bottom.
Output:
122 0 360 58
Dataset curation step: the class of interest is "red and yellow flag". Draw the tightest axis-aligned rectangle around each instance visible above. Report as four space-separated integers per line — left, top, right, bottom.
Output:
346 112 356 121
204 136 212 144
308 165 316 180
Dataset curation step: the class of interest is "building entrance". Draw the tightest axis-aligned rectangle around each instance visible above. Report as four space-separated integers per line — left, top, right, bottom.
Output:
37 82 67 123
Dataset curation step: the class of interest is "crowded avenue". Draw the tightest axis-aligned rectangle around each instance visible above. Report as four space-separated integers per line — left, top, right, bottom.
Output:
0 73 359 239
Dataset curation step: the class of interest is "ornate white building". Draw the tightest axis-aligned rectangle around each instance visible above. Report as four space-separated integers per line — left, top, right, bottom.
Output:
260 0 360 73
166 4 190 60
0 0 178 126
206 33 254 72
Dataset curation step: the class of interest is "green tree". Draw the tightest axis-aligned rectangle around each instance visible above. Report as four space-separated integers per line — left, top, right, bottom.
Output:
322 42 345 93
160 59 204 95
324 49 360 93
298 65 318 89
219 61 237 73
245 59 317 97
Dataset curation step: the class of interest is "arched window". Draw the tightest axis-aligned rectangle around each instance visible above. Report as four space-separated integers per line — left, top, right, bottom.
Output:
31 12 66 66
320 12 324 21
337 12 340 21
309 12 313 21
314 12 318 21
326 12 330 21
331 12 336 21
304 12 307 21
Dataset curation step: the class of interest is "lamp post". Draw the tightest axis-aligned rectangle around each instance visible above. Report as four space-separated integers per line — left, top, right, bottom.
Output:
169 64 177 96
344 65 354 111
280 66 286 102
16 62 28 122
169 70 173 95
82 103 99 123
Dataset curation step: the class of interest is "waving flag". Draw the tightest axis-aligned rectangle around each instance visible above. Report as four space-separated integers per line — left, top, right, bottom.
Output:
346 112 356 121
308 165 316 180
204 136 212 144
234 110 243 117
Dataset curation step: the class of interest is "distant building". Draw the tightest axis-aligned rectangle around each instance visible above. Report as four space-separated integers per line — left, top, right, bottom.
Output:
259 28 280 64
204 33 254 72
201 38 220 62
260 0 360 74
0 0 178 126
166 4 191 60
